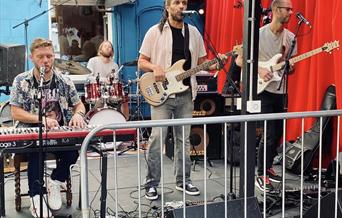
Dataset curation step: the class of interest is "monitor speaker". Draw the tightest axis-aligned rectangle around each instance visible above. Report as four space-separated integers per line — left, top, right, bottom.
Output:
296 190 342 218
0 44 25 86
166 197 262 218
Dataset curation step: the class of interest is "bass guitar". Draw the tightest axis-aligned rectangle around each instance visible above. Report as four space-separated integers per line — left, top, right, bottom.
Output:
139 49 237 106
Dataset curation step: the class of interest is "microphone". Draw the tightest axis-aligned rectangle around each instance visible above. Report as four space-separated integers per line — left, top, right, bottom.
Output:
181 10 197 16
296 12 312 28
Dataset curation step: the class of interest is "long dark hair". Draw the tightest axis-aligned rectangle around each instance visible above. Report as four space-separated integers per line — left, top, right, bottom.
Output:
158 0 171 32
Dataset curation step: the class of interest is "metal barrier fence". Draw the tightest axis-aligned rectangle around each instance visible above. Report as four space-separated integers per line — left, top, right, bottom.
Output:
80 109 342 218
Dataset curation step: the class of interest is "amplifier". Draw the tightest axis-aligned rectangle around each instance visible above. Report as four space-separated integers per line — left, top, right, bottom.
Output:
0 44 25 86
196 75 217 93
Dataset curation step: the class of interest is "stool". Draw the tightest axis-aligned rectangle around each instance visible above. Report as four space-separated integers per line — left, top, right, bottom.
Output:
13 154 72 211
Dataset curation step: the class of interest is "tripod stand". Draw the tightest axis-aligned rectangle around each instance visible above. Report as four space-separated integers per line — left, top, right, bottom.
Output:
118 71 149 155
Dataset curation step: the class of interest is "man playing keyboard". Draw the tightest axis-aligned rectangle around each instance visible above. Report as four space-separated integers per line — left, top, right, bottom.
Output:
10 38 86 218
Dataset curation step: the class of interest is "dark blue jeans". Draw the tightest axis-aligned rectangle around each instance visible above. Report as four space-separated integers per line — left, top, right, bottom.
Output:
257 91 285 176
27 151 79 197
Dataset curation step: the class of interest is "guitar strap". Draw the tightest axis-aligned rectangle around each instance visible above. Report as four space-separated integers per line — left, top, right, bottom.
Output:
184 23 190 61
183 23 192 93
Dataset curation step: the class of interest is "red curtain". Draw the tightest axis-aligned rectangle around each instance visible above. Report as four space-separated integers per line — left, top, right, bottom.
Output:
205 0 342 164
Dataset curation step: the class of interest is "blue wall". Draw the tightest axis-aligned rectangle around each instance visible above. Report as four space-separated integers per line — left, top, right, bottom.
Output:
0 0 49 102
112 0 164 117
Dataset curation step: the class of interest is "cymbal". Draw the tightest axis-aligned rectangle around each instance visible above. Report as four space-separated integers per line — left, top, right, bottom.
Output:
54 59 91 75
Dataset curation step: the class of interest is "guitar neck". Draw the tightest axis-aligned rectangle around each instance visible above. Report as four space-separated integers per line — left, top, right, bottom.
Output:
273 46 324 71
175 51 230 81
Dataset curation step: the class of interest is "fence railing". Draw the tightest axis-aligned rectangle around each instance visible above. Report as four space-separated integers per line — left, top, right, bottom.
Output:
80 109 342 218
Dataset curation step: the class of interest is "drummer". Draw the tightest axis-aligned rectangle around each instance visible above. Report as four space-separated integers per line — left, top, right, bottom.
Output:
86 40 130 119
86 40 119 83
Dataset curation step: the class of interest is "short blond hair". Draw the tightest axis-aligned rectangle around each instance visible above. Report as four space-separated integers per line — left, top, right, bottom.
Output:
30 38 53 53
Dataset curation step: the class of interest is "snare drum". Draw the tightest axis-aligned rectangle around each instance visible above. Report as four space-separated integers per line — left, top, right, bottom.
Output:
86 107 126 125
108 82 124 103
84 81 101 104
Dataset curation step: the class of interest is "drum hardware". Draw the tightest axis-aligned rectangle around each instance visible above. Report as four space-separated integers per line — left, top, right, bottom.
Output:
127 71 150 142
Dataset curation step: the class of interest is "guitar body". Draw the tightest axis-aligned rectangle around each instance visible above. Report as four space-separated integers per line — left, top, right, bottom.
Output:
257 53 283 94
139 59 190 106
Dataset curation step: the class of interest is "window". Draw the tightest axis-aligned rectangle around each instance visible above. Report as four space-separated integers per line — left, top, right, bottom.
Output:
50 3 105 63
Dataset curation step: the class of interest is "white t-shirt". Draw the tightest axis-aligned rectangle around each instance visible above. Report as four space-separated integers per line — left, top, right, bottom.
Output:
87 56 119 82
259 23 297 94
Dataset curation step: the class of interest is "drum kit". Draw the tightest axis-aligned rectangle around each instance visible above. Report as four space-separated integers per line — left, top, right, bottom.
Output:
54 58 140 126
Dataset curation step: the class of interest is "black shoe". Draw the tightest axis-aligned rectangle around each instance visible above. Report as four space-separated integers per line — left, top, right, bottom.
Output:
267 168 282 183
176 183 200 196
145 186 158 200
255 176 273 192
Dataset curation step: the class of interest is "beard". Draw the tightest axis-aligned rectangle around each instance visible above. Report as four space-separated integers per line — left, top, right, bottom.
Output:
100 51 112 58
170 13 184 22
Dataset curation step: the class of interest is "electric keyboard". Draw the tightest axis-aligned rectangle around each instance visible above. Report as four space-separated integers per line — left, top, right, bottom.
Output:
0 126 136 148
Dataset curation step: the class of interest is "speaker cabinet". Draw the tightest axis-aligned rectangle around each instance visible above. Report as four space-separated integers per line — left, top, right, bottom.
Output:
194 93 224 116
166 197 262 218
165 124 222 160
0 44 25 86
165 93 224 160
190 124 222 159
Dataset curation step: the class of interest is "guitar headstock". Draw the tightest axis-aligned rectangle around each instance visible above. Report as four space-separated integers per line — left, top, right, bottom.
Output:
322 40 340 53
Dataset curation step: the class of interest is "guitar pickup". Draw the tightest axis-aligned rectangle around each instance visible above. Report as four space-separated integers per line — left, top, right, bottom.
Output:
162 79 169 90
152 83 160 94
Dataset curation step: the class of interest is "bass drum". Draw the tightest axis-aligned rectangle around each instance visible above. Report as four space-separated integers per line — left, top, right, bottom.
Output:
86 107 126 126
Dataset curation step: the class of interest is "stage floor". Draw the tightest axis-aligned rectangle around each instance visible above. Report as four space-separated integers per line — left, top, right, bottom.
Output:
2 148 328 217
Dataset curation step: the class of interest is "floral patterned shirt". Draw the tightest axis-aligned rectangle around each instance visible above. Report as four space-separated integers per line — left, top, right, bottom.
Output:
10 68 81 126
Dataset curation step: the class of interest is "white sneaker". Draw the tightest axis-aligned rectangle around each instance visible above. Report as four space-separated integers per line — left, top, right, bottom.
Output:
47 179 62 210
30 194 52 218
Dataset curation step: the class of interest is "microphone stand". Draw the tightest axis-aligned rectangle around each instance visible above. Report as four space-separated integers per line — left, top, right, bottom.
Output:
186 14 240 200
277 20 303 111
12 0 74 70
37 68 46 218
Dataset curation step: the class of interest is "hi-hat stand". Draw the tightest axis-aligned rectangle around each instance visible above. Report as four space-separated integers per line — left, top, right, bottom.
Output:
118 70 149 155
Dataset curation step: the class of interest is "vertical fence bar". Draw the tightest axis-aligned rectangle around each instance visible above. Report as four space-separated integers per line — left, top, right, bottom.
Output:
318 117 323 217
160 127 164 218
244 121 247 218
224 123 228 218
335 116 340 218
300 118 304 218
182 125 186 218
113 132 118 217
282 119 286 217
137 129 142 218
263 120 267 218
204 124 207 218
